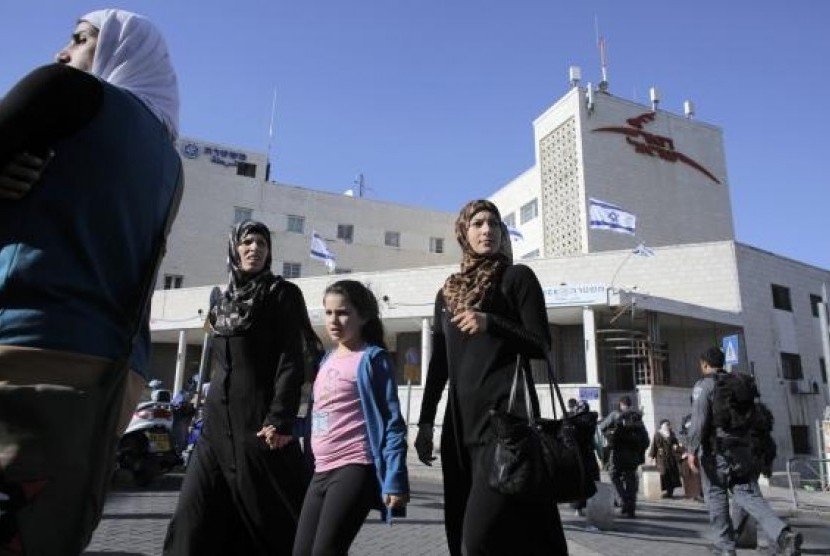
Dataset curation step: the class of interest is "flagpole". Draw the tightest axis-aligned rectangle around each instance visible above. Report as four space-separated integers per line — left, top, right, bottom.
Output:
265 87 277 181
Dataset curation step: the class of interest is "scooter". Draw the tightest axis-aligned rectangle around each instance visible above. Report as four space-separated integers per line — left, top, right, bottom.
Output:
180 406 204 468
117 389 181 486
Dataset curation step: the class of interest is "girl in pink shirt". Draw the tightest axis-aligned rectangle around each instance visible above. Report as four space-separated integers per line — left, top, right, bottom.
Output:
293 280 409 556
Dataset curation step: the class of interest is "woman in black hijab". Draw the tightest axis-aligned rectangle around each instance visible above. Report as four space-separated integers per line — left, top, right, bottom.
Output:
164 221 316 556
415 200 568 555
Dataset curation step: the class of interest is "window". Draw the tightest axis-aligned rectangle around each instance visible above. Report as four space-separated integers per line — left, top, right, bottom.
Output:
771 284 792 311
821 357 827 384
163 274 183 290
429 237 444 254
334 268 352 275
287 215 305 234
790 425 811 455
384 231 400 247
503 212 516 228
520 199 538 224
236 162 256 178
780 352 803 380
282 262 301 278
810 294 823 318
337 224 354 244
521 249 540 259
234 207 252 224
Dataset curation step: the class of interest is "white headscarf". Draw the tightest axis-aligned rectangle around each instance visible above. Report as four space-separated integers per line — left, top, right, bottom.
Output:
81 9 179 139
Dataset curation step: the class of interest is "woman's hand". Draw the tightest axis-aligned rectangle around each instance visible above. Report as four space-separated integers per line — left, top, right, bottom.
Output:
256 424 293 449
0 151 54 200
451 310 487 335
414 424 436 465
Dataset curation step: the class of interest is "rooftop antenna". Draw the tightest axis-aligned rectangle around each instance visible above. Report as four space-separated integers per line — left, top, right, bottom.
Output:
649 86 660 111
598 37 609 92
354 173 367 198
595 15 609 92
684 99 695 119
265 87 277 181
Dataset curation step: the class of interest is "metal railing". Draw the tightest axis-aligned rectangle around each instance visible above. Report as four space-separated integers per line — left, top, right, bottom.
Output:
785 456 830 513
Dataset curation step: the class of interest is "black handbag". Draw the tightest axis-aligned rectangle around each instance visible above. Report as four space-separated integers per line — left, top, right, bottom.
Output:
487 354 597 503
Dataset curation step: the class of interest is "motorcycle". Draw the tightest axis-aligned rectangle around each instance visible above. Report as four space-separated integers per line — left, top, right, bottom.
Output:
117 389 181 486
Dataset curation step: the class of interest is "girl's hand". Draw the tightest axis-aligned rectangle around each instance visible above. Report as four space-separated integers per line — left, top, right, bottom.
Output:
451 310 487 335
256 425 293 449
385 494 408 509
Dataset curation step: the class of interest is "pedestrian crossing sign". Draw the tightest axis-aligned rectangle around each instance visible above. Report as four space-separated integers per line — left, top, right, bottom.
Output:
722 335 739 365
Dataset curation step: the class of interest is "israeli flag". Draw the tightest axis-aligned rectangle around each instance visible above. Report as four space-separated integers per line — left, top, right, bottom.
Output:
310 231 336 272
589 198 636 235
632 242 655 257
506 225 524 242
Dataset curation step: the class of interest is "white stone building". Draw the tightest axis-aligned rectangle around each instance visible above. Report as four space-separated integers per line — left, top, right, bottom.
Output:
157 138 461 290
150 80 830 468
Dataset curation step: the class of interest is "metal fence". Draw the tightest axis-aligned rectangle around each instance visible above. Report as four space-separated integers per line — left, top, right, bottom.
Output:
785 456 830 514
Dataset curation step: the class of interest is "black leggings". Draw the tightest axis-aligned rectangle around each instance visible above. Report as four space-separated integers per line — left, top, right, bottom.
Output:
293 464 379 556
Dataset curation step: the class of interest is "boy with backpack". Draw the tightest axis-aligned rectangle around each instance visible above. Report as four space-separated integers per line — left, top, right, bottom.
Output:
598 395 650 518
686 347 802 556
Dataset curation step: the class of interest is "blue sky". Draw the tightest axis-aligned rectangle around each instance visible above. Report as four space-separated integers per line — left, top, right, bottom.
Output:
3 1 828 269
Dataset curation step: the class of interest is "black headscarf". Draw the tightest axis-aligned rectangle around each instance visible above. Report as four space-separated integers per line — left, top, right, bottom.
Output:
209 220 278 335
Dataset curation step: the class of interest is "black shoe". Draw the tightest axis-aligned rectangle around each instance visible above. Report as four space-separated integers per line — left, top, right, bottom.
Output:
777 529 803 556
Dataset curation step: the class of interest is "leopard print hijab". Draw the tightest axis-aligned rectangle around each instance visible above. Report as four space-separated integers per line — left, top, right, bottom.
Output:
442 199 512 317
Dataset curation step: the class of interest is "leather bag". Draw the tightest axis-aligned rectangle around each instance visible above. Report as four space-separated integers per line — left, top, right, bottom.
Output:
487 354 597 503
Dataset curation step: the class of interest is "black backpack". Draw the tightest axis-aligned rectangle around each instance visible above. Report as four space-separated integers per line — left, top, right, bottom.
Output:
711 371 777 480
750 401 777 478
712 371 758 434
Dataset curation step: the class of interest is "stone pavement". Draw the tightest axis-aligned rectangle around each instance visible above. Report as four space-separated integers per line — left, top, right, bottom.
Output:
84 453 830 555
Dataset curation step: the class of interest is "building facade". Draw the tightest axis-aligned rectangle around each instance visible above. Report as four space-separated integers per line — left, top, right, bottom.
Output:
158 138 461 290
149 82 830 469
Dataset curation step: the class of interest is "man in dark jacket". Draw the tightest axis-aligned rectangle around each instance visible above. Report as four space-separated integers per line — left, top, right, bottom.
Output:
687 347 802 556
598 395 649 518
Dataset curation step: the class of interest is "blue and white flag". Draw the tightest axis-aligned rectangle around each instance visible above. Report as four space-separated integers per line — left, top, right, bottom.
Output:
589 198 636 235
506 225 524 242
310 231 336 272
632 242 655 257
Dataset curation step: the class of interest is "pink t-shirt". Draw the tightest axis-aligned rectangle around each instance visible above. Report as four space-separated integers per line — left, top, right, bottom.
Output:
310 349 373 472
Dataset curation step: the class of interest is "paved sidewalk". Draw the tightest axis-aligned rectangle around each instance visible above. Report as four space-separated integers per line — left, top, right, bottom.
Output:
85 452 830 555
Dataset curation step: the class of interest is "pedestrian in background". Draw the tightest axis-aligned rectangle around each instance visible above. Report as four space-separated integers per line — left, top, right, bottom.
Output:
415 199 567 555
293 280 409 556
598 396 650 518
569 400 601 517
677 414 704 501
0 9 181 554
164 221 312 556
687 347 802 556
648 419 683 499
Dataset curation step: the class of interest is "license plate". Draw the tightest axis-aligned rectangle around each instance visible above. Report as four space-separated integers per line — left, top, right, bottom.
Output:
147 432 170 452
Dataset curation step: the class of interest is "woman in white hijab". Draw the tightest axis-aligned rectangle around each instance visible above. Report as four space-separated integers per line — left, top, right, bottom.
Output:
60 9 179 138
0 9 183 555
